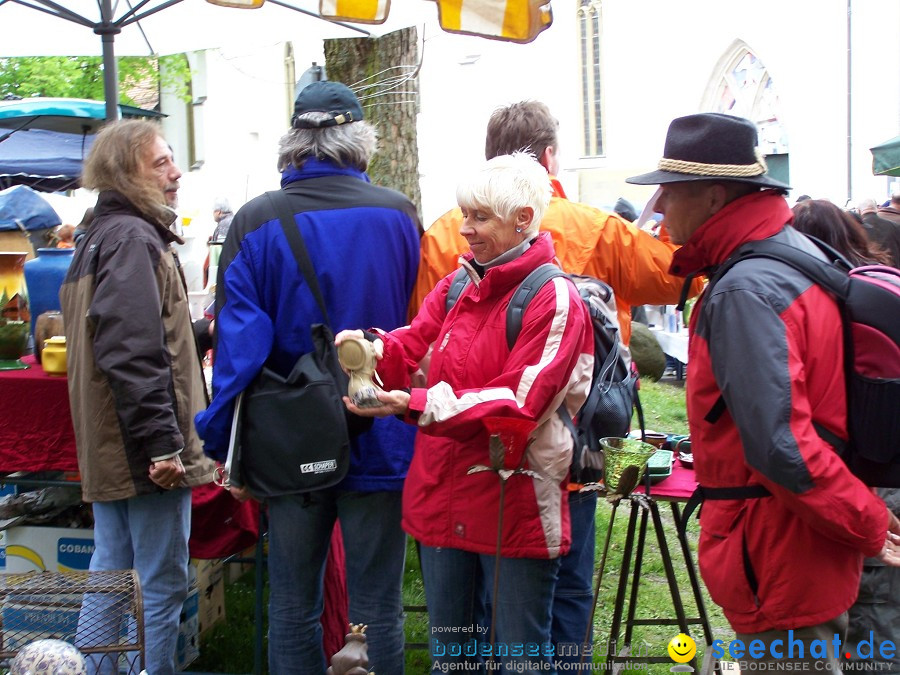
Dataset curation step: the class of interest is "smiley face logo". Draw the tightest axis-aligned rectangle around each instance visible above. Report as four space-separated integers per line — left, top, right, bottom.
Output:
667 633 697 663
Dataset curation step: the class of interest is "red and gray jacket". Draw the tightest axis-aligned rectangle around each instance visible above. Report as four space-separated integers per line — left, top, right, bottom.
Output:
375 233 594 559
671 190 888 633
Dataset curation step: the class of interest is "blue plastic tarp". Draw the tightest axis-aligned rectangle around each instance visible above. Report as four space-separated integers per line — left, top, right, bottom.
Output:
0 128 94 193
0 185 62 231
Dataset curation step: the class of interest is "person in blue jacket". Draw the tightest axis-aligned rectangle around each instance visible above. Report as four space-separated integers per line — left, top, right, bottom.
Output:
194 80 421 675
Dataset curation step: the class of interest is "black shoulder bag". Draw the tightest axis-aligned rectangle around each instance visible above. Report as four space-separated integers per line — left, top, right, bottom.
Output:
230 189 372 499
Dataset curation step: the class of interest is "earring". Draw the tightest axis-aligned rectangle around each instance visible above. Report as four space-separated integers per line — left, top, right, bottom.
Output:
515 227 522 233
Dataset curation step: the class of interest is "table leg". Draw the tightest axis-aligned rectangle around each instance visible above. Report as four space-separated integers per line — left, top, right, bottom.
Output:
649 499 696 669
583 499 619 663
604 501 640 672
670 503 721 675
623 505 650 648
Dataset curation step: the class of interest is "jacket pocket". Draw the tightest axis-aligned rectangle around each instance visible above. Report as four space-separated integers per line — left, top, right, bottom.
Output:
698 503 760 615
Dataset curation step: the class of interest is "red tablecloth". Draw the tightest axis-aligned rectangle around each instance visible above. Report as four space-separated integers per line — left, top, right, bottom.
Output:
0 353 78 472
634 459 697 501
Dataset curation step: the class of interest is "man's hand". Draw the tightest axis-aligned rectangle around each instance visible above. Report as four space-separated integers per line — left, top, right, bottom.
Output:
876 510 900 567
227 485 255 502
342 389 410 418
149 453 186 489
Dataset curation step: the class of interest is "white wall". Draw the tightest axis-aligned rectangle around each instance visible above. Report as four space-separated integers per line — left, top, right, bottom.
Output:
159 0 900 287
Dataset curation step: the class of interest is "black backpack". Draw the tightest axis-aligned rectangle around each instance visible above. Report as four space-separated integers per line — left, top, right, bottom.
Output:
446 264 644 483
704 236 900 487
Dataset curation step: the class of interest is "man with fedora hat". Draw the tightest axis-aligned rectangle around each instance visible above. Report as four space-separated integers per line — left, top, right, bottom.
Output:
195 80 421 674
627 112 900 669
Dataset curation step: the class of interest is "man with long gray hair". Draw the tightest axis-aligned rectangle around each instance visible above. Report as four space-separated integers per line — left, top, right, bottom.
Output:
61 119 215 674
195 81 421 674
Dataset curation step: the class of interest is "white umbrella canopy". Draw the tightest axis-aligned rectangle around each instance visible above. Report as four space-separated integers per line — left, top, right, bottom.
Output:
0 0 429 57
0 0 432 118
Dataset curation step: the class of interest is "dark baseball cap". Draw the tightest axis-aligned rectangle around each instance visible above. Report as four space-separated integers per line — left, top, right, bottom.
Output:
291 81 364 129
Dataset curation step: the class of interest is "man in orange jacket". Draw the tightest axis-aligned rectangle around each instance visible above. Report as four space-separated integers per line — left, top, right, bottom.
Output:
410 100 702 665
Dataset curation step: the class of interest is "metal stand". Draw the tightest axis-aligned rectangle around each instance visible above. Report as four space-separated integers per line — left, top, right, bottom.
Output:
0 570 145 673
593 493 719 673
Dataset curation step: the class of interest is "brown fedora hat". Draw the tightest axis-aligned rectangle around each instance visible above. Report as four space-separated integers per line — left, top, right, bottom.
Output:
626 113 790 190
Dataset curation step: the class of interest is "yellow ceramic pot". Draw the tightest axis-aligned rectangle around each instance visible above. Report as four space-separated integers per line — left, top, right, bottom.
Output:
42 335 67 376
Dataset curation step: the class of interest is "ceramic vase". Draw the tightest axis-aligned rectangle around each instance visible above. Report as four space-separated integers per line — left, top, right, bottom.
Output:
34 310 65 365
0 251 29 322
23 247 74 339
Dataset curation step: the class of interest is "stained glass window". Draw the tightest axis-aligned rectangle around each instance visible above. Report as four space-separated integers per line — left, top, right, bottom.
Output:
710 45 788 156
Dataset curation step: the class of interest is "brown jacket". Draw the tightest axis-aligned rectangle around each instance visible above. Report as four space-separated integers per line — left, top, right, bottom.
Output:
60 191 214 502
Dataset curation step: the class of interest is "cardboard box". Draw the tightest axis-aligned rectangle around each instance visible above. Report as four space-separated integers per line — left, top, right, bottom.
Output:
190 558 226 635
2 526 94 573
176 588 200 671
198 575 225 636
1 597 81 652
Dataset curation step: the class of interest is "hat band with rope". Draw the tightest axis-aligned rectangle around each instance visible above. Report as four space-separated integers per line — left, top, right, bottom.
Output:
657 148 768 178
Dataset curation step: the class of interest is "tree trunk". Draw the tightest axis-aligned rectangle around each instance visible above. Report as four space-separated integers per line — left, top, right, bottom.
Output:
324 27 422 223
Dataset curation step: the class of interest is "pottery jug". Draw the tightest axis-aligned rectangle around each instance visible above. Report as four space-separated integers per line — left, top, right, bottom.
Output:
42 335 67 375
23 248 74 339
34 310 65 364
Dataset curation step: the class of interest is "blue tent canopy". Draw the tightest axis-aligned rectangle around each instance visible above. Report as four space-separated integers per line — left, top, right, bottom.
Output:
0 128 94 193
0 185 62 231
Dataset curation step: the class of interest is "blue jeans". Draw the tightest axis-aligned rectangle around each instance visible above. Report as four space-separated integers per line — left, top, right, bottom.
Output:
420 545 560 675
76 487 192 675
267 490 406 675
551 490 597 665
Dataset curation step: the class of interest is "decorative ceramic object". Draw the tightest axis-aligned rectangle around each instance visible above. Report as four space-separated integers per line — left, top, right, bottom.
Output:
0 251 29 322
41 335 67 375
0 319 30 370
10 638 87 674
23 247 74 338
337 336 384 408
326 624 371 675
34 310 64 364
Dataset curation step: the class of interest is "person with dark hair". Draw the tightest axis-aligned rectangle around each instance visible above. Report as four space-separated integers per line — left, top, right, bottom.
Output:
791 199 892 267
855 198 900 267
627 113 900 671
60 119 216 675
613 197 639 223
194 81 421 675
790 198 900 675
878 192 900 226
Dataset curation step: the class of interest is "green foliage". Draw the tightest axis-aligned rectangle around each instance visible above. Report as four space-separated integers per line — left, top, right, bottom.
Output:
0 55 190 105
634 378 689 435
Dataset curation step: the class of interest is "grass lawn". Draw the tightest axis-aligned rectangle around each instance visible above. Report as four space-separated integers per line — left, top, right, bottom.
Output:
188 379 735 674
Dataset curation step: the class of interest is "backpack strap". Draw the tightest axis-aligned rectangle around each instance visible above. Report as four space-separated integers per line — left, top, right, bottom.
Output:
505 263 567 349
702 235 863 445
445 267 470 314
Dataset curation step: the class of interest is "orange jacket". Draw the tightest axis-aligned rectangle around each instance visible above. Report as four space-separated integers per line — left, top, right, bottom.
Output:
410 179 702 344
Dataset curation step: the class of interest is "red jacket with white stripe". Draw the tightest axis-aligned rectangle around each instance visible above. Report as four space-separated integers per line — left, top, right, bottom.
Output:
375 233 594 559
672 190 888 633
